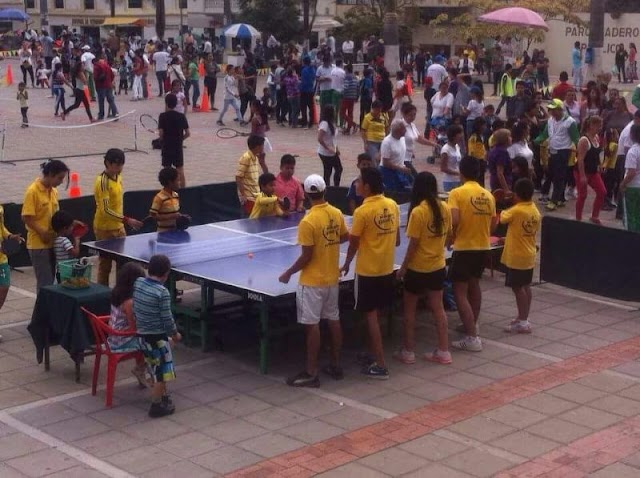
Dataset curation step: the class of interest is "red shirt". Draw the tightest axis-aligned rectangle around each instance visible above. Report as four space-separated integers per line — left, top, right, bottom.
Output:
93 60 114 89
552 81 573 101
274 174 304 212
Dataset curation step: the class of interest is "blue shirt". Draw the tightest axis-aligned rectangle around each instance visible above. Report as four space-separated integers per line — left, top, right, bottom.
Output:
300 65 316 93
572 48 582 69
133 277 177 336
347 178 364 208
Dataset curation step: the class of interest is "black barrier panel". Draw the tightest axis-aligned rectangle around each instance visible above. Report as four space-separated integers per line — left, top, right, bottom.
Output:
540 216 640 302
123 190 158 235
59 196 97 241
199 182 242 223
325 186 350 214
2 203 30 268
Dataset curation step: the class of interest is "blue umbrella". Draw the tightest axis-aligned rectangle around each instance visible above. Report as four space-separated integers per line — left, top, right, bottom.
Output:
0 8 30 22
223 23 260 40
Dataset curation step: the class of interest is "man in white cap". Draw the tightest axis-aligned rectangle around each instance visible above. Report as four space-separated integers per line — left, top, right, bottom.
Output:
279 174 349 388
81 45 96 101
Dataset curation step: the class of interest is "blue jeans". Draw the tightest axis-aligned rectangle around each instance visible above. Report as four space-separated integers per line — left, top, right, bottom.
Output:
218 98 241 122
53 86 65 115
190 80 200 107
97 88 118 119
288 96 300 127
380 166 411 192
366 141 382 165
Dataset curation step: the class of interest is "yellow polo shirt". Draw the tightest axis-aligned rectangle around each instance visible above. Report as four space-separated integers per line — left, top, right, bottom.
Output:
361 113 389 143
93 172 124 231
352 194 399 277
150 189 180 232
21 178 59 249
500 201 540 270
468 134 486 162
236 150 261 201
448 181 496 251
298 203 348 287
0 205 13 264
406 200 452 273
249 193 283 219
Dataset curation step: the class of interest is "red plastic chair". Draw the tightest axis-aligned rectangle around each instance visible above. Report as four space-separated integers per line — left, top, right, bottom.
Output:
81 307 145 408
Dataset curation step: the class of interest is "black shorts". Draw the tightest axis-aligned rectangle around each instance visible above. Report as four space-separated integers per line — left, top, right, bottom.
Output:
162 147 184 168
505 268 533 288
403 268 445 295
449 251 488 282
355 273 395 312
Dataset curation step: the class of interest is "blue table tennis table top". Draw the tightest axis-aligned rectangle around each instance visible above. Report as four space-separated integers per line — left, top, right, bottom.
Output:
85 203 478 300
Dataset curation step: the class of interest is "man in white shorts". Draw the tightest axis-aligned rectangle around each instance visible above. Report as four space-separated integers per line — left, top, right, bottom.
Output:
279 175 349 387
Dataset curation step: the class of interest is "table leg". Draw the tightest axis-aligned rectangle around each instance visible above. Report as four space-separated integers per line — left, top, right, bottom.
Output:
75 353 82 383
200 285 214 352
44 325 50 372
259 302 269 374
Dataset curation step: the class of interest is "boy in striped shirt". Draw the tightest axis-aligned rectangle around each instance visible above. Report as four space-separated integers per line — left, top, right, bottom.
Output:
133 254 181 418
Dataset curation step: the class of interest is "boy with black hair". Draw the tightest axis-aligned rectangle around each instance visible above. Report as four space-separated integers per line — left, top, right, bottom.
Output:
275 154 305 212
500 178 540 334
341 168 400 379
449 157 497 352
150 167 187 232
158 93 190 189
279 174 349 387
51 210 81 264
133 254 181 418
249 173 287 219
236 135 269 216
347 153 375 214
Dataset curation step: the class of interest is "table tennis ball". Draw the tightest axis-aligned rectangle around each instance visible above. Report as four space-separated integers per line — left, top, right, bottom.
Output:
248 253 254 259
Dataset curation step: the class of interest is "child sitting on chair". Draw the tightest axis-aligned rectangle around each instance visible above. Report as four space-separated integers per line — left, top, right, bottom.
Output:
109 262 149 387
51 210 81 264
249 173 288 219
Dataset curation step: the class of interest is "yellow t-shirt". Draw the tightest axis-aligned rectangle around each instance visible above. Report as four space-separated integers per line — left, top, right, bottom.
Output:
500 201 540 270
352 194 399 277
21 178 59 250
236 150 261 200
298 203 348 287
361 113 389 143
448 181 496 251
0 205 13 265
468 134 486 161
150 189 180 232
93 172 124 231
406 200 452 273
249 192 283 219
488 133 496 149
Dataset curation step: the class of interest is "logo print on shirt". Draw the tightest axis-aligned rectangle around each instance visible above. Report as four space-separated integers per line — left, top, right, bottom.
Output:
322 218 341 245
374 208 396 232
522 215 539 235
470 193 492 214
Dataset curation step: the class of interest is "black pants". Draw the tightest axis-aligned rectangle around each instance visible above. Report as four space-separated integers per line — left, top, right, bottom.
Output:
549 149 570 203
493 71 503 95
319 154 343 187
240 91 253 119
477 160 486 187
204 76 217 107
532 144 544 190
64 88 93 120
617 62 626 82
156 70 166 95
360 96 372 128
21 65 35 86
300 91 314 126
20 106 28 125
416 67 424 87
276 88 288 124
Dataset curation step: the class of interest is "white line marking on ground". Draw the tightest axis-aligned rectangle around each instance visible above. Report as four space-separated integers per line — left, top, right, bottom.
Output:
482 338 562 363
0 411 136 478
0 319 30 329
9 285 37 299
434 429 527 464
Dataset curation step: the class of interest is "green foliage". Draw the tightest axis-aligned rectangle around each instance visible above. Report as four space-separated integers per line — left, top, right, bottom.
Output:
237 0 302 44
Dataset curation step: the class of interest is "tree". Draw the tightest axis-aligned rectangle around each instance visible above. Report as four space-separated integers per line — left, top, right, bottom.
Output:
237 0 302 45
302 0 319 47
224 0 233 25
155 0 166 40
429 0 589 50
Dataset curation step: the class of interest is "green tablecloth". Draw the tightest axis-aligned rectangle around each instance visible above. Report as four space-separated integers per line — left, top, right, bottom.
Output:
28 283 111 363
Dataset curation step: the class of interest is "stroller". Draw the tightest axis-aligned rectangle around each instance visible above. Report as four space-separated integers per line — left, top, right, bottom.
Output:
426 116 450 164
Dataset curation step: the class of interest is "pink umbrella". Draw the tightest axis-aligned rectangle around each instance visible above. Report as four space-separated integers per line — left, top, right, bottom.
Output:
478 7 549 31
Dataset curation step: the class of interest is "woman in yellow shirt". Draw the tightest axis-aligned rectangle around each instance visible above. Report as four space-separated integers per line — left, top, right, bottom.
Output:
467 117 487 186
396 172 453 365
21 160 69 292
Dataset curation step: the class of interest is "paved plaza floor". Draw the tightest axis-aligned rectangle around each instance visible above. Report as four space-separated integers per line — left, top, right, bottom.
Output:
0 59 639 477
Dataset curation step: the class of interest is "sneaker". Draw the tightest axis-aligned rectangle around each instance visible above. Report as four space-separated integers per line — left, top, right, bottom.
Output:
545 201 557 211
286 371 320 388
216 120 224 126
356 351 375 366
504 320 532 334
392 349 416 364
361 363 390 380
538 195 549 204
557 200 566 208
451 336 483 352
148 401 174 418
424 349 453 365
567 188 578 199
162 394 175 413
322 365 344 380
589 217 602 225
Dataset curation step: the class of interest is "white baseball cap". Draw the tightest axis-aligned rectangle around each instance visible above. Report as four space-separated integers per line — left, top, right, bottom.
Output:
81 45 91 51
304 174 326 193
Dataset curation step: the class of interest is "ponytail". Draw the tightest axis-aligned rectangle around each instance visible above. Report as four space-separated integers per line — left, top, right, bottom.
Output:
409 172 444 235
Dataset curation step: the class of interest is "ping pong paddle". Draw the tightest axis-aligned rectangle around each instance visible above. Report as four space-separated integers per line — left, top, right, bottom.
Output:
492 189 506 202
176 215 191 231
71 223 89 238
1 236 22 256
281 197 291 212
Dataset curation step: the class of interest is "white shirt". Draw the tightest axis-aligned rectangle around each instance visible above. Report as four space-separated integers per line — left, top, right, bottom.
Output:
458 58 475 72
342 40 354 54
625 144 640 188
317 121 337 156
330 67 345 92
381 135 407 168
617 120 635 157
316 65 334 92
174 91 186 114
19 48 32 66
426 63 448 89
223 75 238 100
466 100 484 120
508 141 535 167
203 41 212 54
431 92 454 118
402 120 420 162
327 36 336 53
81 52 95 73
153 51 171 72
441 143 461 183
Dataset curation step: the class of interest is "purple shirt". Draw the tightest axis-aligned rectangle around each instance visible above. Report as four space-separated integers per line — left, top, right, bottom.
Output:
488 146 512 191
283 75 300 98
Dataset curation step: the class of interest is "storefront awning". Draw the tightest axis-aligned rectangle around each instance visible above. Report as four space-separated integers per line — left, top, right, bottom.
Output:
102 17 144 27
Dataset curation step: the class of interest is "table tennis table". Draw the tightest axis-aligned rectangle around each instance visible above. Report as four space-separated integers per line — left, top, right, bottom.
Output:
85 203 502 374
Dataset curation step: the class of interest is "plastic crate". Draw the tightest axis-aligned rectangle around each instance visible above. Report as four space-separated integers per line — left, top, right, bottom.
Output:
57 258 92 289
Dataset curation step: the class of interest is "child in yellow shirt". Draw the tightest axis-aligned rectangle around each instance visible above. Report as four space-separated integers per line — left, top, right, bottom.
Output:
249 173 288 219
467 117 487 186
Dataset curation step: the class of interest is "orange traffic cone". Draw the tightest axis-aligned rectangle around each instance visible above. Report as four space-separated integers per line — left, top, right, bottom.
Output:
312 99 319 126
68 172 81 198
198 62 205 78
83 86 90 103
199 87 210 112
5 64 13 86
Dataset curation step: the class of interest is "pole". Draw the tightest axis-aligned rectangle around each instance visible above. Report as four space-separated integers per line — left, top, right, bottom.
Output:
180 8 184 49
588 0 605 82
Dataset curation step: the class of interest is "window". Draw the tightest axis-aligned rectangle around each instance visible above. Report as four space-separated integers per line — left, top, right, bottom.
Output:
85 0 95 9
128 0 143 8
54 0 64 8
25 0 35 8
